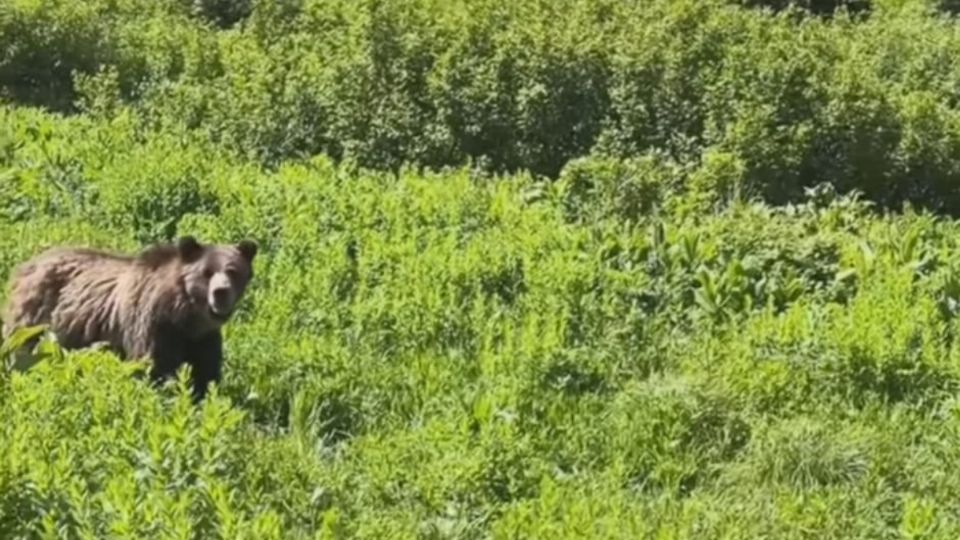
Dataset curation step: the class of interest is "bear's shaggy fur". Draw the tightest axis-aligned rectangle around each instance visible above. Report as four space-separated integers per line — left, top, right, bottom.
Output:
1 236 258 400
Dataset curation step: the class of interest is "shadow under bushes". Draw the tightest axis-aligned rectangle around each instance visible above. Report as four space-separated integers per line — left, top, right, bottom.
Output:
179 0 254 29
733 0 871 17
0 473 45 538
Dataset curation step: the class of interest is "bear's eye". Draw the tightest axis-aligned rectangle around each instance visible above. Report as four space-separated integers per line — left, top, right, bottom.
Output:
226 269 239 281
204 268 214 279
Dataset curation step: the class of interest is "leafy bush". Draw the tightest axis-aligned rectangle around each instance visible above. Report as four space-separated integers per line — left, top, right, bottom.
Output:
10 0 960 213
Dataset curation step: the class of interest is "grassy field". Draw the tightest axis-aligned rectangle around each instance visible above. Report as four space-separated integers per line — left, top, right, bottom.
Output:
6 0 960 537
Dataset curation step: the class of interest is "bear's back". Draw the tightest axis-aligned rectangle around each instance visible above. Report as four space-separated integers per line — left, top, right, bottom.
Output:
2 246 136 342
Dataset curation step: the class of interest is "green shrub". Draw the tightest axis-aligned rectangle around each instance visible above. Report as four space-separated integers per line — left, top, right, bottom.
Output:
10 0 960 212
0 351 337 537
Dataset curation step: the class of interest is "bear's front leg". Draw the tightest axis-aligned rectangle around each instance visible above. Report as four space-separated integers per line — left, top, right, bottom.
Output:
187 331 223 403
143 322 187 391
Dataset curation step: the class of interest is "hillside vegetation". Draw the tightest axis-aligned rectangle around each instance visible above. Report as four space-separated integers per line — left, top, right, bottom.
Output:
5 0 960 537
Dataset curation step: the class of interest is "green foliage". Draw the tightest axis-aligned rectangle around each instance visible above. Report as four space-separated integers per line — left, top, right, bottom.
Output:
8 0 960 537
0 350 338 538
3 105 960 537
8 0 960 212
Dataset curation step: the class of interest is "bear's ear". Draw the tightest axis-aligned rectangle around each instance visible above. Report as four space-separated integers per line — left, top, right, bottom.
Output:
177 236 204 261
237 239 258 262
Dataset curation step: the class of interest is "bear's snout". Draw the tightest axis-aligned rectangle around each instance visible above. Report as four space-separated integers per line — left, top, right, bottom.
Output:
208 273 236 315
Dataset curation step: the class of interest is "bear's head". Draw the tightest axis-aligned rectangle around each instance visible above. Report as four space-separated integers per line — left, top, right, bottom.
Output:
176 236 258 326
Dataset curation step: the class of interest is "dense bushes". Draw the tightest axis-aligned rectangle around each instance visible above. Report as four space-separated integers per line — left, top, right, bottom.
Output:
9 0 960 211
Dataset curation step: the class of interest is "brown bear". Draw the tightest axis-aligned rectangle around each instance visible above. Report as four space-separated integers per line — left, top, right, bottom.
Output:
0 235 257 401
